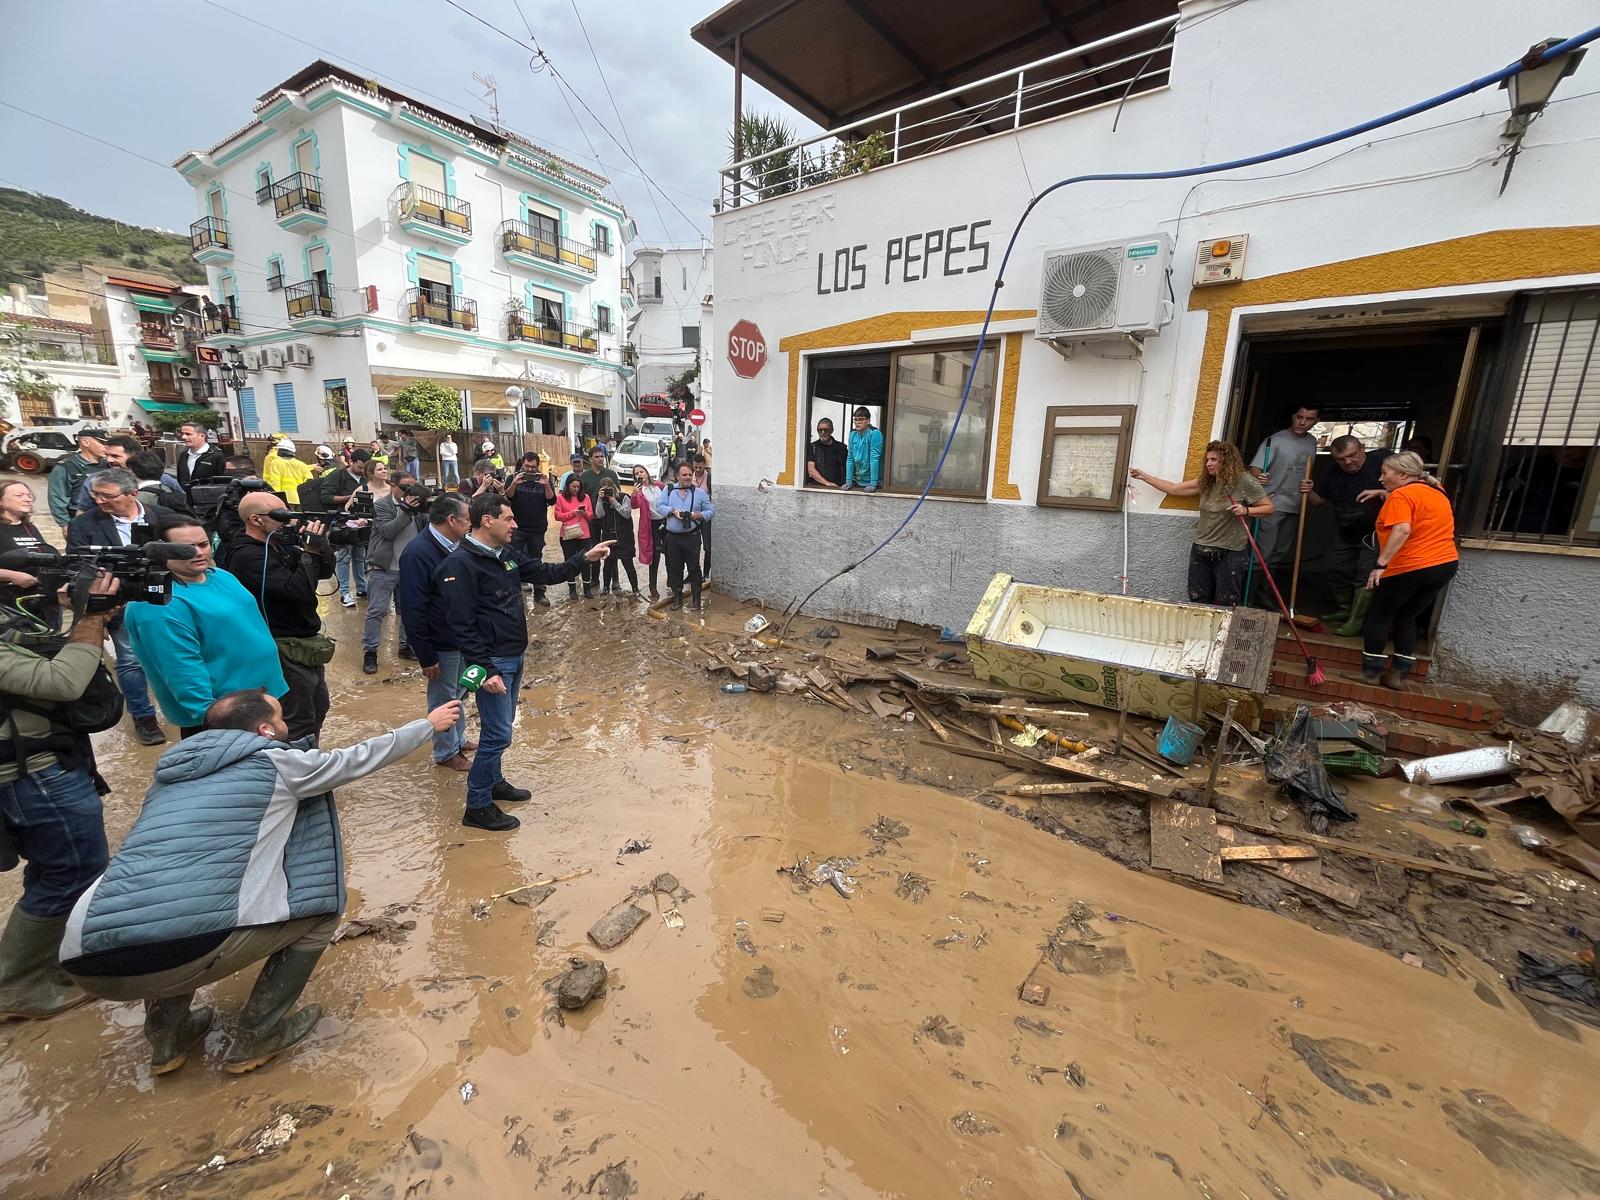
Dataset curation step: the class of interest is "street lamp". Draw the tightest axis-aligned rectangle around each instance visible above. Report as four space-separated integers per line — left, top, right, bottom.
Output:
219 348 249 444
1498 37 1587 192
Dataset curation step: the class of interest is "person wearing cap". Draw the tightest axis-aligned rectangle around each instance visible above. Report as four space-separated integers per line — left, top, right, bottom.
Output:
46 426 107 527
262 439 315 506
310 445 336 478
557 452 584 494
338 438 357 468
480 439 505 472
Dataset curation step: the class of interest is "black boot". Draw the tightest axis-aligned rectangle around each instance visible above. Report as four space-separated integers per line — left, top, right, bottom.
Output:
145 992 214 1075
670 591 684 610
1381 655 1415 691
492 779 531 803
223 946 325 1074
691 587 703 612
462 802 520 832
1361 653 1386 685
534 590 551 608
0 909 92 1020
362 650 378 674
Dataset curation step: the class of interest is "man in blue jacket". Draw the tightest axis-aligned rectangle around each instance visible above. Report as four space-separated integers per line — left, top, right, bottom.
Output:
440 493 611 832
397 494 474 772
60 689 462 1075
650 462 714 611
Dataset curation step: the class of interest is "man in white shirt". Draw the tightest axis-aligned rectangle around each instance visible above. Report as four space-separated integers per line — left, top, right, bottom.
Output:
438 434 459 486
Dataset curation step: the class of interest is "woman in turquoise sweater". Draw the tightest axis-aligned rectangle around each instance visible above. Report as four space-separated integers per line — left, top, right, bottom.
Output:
124 519 287 736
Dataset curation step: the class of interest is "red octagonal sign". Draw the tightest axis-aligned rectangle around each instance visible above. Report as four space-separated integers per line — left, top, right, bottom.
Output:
727 319 767 380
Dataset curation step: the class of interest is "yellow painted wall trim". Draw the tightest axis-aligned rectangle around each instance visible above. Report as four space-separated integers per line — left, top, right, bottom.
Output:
991 334 1023 500
775 309 1034 485
1165 225 1600 511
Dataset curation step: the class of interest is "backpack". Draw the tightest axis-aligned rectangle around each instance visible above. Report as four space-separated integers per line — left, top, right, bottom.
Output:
0 635 125 742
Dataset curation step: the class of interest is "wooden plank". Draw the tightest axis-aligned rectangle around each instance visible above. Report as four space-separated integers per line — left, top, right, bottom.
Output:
1218 844 1319 862
893 665 1055 701
864 690 909 720
905 693 952 743
809 687 851 712
1006 782 1106 797
1220 819 1497 883
952 699 1091 722
1039 754 1172 800
1149 799 1223 883
1216 825 1363 907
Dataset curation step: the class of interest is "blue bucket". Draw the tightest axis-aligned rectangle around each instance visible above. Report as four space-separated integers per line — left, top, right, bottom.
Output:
1157 716 1205 766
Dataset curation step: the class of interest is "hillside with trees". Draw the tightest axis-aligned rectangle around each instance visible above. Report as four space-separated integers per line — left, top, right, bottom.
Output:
0 188 204 288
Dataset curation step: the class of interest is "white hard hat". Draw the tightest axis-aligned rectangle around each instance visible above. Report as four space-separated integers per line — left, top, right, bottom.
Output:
315 444 334 458
276 438 296 452
481 439 495 452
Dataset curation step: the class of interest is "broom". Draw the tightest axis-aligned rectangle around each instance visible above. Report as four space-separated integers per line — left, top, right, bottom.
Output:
1231 496 1325 687
1286 453 1325 633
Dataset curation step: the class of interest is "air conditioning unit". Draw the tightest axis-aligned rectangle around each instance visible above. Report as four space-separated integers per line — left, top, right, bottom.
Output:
169 312 188 329
175 364 197 380
243 349 262 370
263 347 287 369
1035 234 1174 349
286 343 314 367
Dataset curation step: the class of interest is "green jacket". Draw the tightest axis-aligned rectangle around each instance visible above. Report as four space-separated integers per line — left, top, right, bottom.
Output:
0 640 103 784
47 453 99 526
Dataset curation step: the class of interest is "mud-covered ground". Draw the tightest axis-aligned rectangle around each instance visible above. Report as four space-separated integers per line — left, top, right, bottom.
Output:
3 482 1599 1199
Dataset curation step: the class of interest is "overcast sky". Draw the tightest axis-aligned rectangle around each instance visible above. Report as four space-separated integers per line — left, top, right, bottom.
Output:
0 0 811 247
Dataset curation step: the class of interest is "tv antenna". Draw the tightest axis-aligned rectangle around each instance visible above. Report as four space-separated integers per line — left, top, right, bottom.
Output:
472 72 500 127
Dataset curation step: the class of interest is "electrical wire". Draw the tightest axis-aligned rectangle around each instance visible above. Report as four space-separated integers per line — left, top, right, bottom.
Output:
778 25 1600 636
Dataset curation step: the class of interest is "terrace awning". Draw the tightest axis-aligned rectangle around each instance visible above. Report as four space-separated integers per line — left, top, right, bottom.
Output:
130 294 179 315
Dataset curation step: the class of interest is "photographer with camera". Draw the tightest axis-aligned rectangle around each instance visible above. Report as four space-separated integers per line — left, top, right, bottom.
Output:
0 569 122 1020
220 492 350 743
505 452 555 607
68 468 171 746
651 462 715 612
362 477 426 674
440 494 613 831
594 477 639 597
458 458 502 499
314 449 369 606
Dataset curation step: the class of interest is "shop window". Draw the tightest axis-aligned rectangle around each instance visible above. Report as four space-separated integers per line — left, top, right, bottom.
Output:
803 342 997 497
75 391 107 420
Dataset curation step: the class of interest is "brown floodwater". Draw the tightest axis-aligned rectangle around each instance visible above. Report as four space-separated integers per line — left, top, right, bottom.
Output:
2 502 1599 1198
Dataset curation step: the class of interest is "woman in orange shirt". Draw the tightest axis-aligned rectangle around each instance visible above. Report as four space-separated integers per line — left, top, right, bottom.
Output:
1358 451 1459 689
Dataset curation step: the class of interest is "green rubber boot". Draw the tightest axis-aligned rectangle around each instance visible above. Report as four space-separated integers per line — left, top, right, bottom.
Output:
0 908 93 1021
145 993 215 1076
1335 587 1373 638
1323 585 1355 626
223 947 324 1075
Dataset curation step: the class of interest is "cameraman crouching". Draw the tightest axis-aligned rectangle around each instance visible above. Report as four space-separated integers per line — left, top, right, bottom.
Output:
222 492 363 745
0 571 120 1020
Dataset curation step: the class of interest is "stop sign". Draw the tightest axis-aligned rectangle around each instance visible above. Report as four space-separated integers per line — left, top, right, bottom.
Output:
727 319 767 379
688 408 706 427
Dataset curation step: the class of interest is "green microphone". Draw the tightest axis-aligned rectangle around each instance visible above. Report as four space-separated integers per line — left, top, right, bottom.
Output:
456 662 489 700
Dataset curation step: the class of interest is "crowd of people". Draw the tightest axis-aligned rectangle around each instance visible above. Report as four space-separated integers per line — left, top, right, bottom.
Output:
0 414 713 1076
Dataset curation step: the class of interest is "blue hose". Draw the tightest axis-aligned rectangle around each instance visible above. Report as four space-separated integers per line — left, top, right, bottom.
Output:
780 26 1600 631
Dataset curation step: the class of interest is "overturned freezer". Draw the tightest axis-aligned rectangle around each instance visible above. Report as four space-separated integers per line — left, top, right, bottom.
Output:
964 574 1279 731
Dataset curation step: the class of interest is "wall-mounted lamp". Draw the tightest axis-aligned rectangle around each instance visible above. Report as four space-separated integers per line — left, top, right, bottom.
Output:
1499 37 1587 193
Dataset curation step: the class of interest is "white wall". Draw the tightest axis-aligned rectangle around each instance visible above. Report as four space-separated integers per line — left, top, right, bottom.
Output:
709 0 1600 502
629 245 713 402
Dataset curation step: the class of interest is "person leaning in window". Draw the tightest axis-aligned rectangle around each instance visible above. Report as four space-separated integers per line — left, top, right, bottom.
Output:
651 462 714 611
0 570 121 1020
439 494 612 832
1358 451 1459 690
1129 441 1274 607
841 407 884 492
806 418 847 487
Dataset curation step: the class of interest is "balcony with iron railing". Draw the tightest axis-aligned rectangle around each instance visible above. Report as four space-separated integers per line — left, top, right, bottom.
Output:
637 277 662 305
498 220 598 282
260 172 328 231
186 374 228 400
394 183 472 245
404 286 478 334
190 216 233 264
285 279 335 321
26 336 116 366
718 14 1178 209
203 306 242 337
139 322 177 349
506 312 598 355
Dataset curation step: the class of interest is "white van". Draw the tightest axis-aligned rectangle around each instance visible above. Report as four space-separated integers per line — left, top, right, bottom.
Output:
637 418 676 440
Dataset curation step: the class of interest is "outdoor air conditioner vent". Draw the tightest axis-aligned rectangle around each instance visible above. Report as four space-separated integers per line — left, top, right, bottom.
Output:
175 364 196 379
287 343 313 367
242 349 261 370
1035 234 1174 345
263 347 287 369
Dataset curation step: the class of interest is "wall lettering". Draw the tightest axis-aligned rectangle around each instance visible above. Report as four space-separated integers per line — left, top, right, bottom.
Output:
818 219 992 296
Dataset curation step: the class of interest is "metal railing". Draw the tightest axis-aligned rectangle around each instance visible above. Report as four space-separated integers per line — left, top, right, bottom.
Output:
404 286 478 332
186 375 228 400
262 172 326 219
139 324 176 349
395 183 473 236
638 277 661 305
284 279 335 320
190 215 230 253
266 271 285 292
498 220 598 275
719 14 1178 208
203 308 242 336
506 313 598 354
26 336 115 366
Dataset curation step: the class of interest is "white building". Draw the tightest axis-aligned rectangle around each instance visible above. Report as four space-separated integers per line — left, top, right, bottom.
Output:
626 244 714 431
696 0 1600 713
0 269 218 430
173 61 631 447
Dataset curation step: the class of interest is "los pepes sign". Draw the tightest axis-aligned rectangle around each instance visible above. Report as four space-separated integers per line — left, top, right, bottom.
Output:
727 319 767 379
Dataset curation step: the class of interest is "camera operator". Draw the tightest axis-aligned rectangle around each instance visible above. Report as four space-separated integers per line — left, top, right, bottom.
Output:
221 492 361 744
314 449 369 606
68 468 170 746
362 477 426 674
505 453 555 607
0 570 121 1019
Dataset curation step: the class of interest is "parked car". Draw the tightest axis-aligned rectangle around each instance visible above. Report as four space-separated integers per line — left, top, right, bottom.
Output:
636 418 676 441
0 420 90 474
611 435 668 483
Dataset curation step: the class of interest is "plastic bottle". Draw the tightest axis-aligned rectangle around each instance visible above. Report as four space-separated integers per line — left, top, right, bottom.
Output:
721 683 748 694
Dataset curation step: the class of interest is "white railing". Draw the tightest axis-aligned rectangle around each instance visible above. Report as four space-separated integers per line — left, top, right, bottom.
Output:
719 14 1179 209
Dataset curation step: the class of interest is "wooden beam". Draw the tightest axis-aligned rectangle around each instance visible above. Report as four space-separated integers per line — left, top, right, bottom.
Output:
1220 820 1498 884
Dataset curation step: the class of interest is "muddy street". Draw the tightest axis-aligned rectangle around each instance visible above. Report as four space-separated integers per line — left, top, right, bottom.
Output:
2 572 1599 1198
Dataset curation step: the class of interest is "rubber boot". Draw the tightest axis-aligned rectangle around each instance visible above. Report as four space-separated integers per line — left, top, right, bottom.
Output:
145 992 214 1075
1323 585 1355 626
1335 588 1373 638
223 946 324 1074
1381 655 1416 691
1361 653 1386 685
0 908 93 1021
691 585 703 612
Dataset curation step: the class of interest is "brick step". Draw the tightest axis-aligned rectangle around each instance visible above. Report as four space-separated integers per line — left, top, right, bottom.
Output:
1268 666 1500 730
1262 697 1489 756
1272 630 1433 679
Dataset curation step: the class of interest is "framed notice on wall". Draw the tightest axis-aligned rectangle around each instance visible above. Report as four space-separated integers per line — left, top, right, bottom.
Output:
1036 405 1136 511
